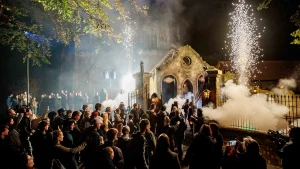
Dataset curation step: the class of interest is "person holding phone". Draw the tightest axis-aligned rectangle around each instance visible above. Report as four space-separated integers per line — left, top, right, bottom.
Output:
223 136 266 169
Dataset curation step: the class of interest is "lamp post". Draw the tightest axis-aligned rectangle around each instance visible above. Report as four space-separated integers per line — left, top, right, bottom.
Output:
27 55 30 106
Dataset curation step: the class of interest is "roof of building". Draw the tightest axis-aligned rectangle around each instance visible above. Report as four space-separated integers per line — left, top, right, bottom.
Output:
216 61 300 81
150 44 208 72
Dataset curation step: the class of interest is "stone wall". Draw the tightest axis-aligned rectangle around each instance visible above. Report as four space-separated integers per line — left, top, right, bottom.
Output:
153 45 209 99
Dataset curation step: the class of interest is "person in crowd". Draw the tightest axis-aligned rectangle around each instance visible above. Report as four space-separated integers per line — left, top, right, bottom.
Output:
52 130 88 169
163 116 179 151
11 95 20 111
117 126 131 168
19 153 35 169
182 99 189 122
53 108 66 130
102 107 113 131
277 127 300 169
137 104 145 118
61 90 68 109
30 121 52 169
130 103 140 131
187 102 195 132
72 111 82 143
156 105 168 137
170 101 179 113
0 125 9 168
127 114 137 134
114 108 124 128
19 108 34 156
83 93 89 105
117 123 123 138
170 110 186 161
92 103 102 119
79 111 91 131
210 122 223 169
30 109 49 130
7 93 13 109
119 102 127 125
169 106 177 120
82 117 103 168
127 119 152 169
68 92 74 111
149 134 181 169
31 97 38 115
82 104 89 112
148 104 157 135
183 124 215 169
65 110 73 119
101 147 118 169
191 108 204 133
241 137 267 169
98 128 124 169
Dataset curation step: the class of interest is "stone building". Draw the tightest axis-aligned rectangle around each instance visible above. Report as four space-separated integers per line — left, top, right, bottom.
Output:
134 45 223 110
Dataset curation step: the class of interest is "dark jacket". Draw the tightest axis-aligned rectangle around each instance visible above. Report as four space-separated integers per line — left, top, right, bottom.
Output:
130 108 140 124
183 133 214 169
170 116 187 144
19 116 32 138
30 131 52 169
100 141 124 169
156 111 167 136
127 132 149 169
149 149 181 169
278 140 300 169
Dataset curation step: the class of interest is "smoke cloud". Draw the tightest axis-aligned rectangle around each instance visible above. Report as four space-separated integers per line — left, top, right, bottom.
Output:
203 80 289 131
271 78 296 95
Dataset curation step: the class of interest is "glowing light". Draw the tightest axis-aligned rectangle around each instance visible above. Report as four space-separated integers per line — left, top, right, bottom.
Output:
121 74 135 92
225 0 263 85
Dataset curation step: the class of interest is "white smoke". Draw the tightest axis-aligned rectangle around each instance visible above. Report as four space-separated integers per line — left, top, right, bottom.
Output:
164 96 186 113
271 78 296 95
203 80 289 131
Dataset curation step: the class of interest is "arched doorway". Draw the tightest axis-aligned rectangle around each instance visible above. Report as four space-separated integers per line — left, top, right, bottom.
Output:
182 79 193 95
162 75 177 104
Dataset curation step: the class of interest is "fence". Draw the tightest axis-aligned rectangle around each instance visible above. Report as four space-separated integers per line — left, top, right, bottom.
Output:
220 94 300 135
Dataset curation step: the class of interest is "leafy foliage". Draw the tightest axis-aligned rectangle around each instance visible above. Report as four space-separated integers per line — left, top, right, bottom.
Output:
0 0 51 66
0 0 147 65
258 0 300 45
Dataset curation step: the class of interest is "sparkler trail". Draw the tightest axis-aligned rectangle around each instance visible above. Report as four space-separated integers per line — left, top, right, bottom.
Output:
122 21 137 74
226 0 263 85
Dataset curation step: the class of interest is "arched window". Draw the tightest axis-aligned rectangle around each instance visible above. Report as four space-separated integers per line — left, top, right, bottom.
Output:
161 75 177 104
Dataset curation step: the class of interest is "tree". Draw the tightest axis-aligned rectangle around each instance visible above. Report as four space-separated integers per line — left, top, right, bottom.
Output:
258 0 300 45
0 0 147 66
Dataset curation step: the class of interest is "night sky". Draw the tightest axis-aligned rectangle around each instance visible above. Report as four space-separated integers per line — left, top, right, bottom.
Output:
1 0 300 105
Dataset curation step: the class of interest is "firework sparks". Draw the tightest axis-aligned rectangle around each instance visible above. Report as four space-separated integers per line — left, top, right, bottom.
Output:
226 0 263 85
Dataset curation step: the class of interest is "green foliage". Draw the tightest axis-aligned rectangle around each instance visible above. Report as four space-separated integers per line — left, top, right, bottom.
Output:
0 0 51 66
0 0 147 66
258 0 300 45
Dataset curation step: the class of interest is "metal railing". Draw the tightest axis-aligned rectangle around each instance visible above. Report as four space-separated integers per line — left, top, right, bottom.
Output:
219 94 300 135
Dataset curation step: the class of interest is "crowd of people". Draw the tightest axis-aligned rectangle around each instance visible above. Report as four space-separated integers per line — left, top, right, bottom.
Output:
1 97 300 169
6 90 108 115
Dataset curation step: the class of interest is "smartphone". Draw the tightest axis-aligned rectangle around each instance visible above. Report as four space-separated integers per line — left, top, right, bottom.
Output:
229 140 237 146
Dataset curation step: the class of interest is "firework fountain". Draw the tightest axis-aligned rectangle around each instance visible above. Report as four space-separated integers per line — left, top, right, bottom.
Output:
202 0 289 131
225 0 263 85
